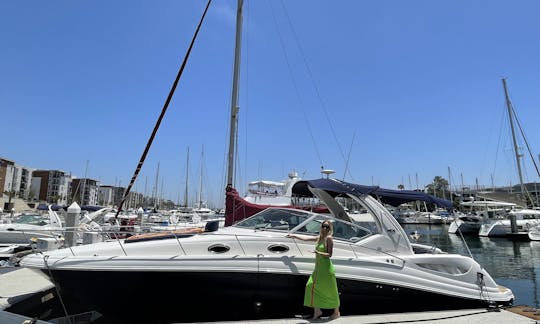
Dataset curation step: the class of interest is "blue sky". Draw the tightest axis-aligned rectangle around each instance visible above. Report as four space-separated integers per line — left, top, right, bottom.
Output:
1 0 539 208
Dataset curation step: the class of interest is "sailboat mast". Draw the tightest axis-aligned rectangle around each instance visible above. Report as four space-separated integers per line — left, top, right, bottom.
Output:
198 146 204 208
447 166 452 199
184 147 189 207
502 78 526 198
226 0 244 187
154 162 160 210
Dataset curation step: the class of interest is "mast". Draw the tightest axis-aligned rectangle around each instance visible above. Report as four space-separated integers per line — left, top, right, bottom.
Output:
153 162 160 210
198 146 204 208
226 0 244 188
447 166 452 200
502 78 526 199
81 160 89 205
184 147 190 208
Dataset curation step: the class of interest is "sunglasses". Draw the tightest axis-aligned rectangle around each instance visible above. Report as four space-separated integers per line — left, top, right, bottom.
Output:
321 224 330 229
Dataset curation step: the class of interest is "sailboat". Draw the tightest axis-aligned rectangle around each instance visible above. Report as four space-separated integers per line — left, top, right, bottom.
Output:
191 146 215 218
221 6 328 225
478 79 540 238
20 2 514 323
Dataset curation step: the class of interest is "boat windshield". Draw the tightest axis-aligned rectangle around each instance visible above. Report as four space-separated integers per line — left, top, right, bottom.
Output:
234 207 374 243
294 214 374 243
13 214 48 226
234 208 311 231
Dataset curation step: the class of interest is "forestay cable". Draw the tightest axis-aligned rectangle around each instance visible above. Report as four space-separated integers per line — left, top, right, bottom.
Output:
279 0 355 180
267 0 325 169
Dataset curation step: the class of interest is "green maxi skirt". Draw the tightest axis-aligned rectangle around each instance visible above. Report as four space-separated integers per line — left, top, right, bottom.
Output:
304 241 340 309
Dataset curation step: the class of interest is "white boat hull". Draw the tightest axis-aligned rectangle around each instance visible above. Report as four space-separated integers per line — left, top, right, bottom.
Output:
21 239 513 322
448 217 482 235
479 219 540 237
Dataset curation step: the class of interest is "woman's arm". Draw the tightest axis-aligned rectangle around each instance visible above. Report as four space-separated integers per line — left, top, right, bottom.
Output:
286 233 318 241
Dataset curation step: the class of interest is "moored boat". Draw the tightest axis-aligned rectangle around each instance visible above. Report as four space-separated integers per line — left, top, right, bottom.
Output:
478 209 540 238
20 178 514 322
448 213 484 235
0 207 63 244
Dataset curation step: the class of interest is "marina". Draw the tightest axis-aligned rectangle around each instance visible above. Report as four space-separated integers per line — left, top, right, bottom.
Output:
0 182 538 323
1 0 540 323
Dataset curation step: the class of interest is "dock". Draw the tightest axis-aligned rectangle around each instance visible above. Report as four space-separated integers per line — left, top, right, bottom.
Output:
0 267 538 324
197 307 538 323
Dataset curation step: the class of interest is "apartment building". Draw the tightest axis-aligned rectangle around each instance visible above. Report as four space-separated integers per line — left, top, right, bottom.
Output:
0 158 16 194
31 170 72 205
98 185 115 206
0 158 34 199
71 178 99 205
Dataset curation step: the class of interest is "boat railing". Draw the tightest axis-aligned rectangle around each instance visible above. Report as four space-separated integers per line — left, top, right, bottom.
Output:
11 226 408 265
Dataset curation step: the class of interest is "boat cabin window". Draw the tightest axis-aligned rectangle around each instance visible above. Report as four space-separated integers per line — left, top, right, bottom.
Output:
248 181 285 196
234 208 310 231
522 214 540 220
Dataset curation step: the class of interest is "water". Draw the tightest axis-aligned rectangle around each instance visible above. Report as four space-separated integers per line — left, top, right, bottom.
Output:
403 223 540 308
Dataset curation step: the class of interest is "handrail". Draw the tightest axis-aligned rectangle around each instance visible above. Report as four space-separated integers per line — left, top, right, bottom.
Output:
14 227 413 265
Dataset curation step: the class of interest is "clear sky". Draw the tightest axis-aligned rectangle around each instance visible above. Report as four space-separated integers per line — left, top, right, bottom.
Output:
1 0 539 208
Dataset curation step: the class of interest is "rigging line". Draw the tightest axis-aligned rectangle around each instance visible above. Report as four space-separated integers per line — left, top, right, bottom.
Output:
511 107 538 206
242 0 251 193
505 87 538 205
267 0 324 168
343 129 356 181
43 255 72 324
511 105 540 178
279 0 350 170
492 104 506 184
116 0 213 216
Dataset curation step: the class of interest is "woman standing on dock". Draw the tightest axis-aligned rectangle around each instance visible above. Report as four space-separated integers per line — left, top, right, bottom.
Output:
287 220 340 320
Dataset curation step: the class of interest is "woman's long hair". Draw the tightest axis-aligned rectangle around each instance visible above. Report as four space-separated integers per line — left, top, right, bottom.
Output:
317 220 333 245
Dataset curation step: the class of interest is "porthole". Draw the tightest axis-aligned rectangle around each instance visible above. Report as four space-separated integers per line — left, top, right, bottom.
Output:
208 244 230 253
267 244 289 253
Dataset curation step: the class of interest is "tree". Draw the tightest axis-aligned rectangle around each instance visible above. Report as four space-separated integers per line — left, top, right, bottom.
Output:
48 194 59 204
397 184 405 190
28 188 36 201
425 176 449 198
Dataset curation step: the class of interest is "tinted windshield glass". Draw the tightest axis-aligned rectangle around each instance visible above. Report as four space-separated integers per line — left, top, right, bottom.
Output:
295 215 373 243
14 214 48 225
234 208 311 231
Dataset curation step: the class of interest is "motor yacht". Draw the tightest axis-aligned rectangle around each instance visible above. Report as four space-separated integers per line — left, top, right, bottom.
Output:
0 207 63 244
448 213 484 235
478 209 540 237
20 178 513 322
244 171 302 205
